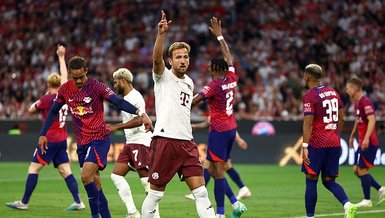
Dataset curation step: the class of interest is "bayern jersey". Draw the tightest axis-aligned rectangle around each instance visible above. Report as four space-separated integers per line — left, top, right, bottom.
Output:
355 96 379 146
152 67 194 140
303 85 342 148
122 89 152 147
199 67 238 132
36 93 68 142
55 78 114 145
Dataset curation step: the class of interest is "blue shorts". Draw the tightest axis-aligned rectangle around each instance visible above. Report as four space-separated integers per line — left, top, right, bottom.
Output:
32 140 69 168
77 137 111 171
301 146 341 177
207 129 236 162
355 145 378 169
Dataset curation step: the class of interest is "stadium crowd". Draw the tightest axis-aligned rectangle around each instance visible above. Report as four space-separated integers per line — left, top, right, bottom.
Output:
0 0 384 120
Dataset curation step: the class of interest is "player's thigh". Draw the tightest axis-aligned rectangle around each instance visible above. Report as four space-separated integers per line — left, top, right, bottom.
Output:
301 146 324 176
357 145 378 170
81 162 99 184
185 176 205 191
112 162 130 176
28 162 44 174
31 141 64 166
148 137 182 187
321 147 341 177
52 141 70 169
178 140 203 179
207 129 235 162
127 144 151 171
78 137 111 171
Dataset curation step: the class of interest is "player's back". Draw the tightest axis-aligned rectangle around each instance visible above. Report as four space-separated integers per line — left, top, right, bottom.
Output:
36 93 68 142
200 68 238 132
303 85 341 148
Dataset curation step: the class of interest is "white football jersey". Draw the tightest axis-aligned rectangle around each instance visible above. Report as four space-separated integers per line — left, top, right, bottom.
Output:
122 89 152 147
152 67 194 140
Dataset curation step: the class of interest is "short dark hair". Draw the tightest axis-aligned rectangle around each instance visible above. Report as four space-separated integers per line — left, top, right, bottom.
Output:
211 57 228 76
68 56 87 70
304 64 322 79
347 77 363 89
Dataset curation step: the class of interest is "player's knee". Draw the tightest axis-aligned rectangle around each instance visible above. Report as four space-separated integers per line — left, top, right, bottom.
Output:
81 172 93 184
321 177 335 186
57 164 72 177
192 185 209 199
28 164 42 174
306 174 318 181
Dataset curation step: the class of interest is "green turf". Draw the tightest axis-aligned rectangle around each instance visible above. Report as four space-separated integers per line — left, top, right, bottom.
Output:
1 163 385 217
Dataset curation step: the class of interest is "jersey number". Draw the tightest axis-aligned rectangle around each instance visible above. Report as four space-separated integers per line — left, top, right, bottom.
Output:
132 149 138 162
322 98 338 123
226 90 234 116
58 105 68 128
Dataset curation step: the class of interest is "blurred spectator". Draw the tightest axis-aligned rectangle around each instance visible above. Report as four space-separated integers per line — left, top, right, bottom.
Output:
0 0 384 120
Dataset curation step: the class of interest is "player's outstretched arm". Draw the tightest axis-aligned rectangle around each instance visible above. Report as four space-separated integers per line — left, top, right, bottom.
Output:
57 44 68 85
108 116 143 132
209 17 233 67
191 120 209 130
153 10 172 76
28 100 40 114
107 94 154 132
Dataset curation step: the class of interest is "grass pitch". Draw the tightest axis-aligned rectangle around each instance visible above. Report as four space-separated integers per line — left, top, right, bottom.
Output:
1 163 385 217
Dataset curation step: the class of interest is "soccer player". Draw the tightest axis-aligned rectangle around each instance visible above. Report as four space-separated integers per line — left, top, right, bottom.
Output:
191 17 247 218
108 68 159 218
185 120 251 201
6 45 85 211
301 64 357 218
141 10 215 218
37 56 153 218
346 77 385 207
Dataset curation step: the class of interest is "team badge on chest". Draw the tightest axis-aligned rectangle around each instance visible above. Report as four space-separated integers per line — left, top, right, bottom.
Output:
83 97 92 103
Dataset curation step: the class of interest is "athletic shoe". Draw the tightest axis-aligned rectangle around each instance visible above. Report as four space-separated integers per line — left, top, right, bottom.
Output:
236 186 251 200
378 186 385 205
355 199 372 207
65 201 85 211
231 202 247 218
126 210 141 218
344 203 357 218
216 214 225 218
6 201 28 210
185 193 195 201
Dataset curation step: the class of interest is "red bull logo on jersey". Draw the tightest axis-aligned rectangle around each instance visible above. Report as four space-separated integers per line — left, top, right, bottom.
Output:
70 106 93 116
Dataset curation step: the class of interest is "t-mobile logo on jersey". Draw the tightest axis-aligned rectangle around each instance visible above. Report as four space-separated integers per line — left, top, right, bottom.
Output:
180 91 190 107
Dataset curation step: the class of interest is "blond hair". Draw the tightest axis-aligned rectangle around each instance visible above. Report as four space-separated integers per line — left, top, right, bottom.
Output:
168 42 191 58
305 64 322 79
113 68 133 83
47 73 61 88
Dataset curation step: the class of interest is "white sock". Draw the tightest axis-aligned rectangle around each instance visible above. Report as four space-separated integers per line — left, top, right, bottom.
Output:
141 177 150 193
111 173 138 214
142 189 164 218
343 201 352 210
232 201 240 209
192 186 215 218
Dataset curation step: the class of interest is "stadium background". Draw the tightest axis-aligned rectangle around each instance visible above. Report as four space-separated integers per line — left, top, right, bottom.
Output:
1 1 385 217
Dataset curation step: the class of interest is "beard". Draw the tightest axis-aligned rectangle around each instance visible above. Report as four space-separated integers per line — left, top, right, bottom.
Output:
117 87 125 95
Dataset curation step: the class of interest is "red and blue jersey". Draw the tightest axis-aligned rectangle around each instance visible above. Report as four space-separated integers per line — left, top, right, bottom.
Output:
303 85 343 148
199 67 238 132
35 94 68 142
55 78 114 145
355 96 379 146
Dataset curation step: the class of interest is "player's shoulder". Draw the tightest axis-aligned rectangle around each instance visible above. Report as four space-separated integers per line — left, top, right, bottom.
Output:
361 95 372 104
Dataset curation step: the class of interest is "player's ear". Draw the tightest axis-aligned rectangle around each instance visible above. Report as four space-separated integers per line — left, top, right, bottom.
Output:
168 58 172 66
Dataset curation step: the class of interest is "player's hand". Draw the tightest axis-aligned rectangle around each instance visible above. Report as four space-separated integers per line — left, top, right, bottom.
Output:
362 138 369 150
141 113 154 132
38 136 48 155
348 136 354 148
209 17 223 37
56 44 66 58
236 137 248 150
106 124 118 132
302 147 310 165
158 10 172 35
191 124 198 130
